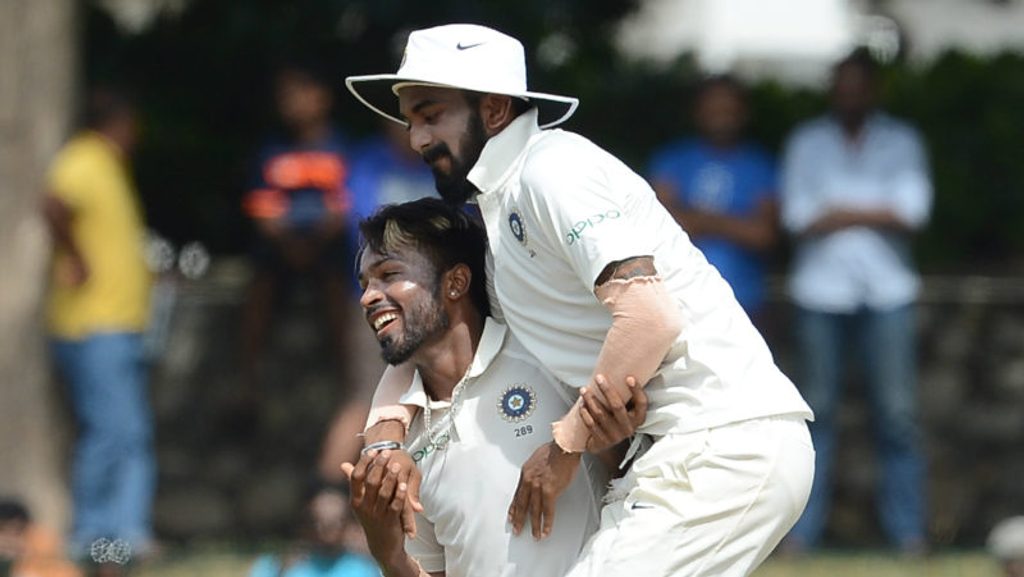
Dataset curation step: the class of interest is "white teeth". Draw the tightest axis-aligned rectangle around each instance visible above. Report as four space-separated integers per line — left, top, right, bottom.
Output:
373 313 398 331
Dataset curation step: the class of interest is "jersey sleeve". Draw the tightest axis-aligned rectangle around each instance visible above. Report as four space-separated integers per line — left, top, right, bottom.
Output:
47 143 94 211
405 512 444 573
523 136 652 288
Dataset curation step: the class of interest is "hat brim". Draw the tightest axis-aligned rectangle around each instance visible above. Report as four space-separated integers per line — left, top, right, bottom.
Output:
345 74 578 129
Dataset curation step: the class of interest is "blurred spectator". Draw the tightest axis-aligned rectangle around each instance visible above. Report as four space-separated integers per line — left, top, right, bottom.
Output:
989 517 1024 577
239 62 355 402
0 498 81 577
780 49 933 553
648 75 778 323
248 483 378 577
42 87 156 558
317 120 437 481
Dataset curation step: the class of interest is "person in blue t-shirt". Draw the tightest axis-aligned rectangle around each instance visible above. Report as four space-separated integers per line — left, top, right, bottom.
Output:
347 120 438 228
249 482 380 577
648 76 779 322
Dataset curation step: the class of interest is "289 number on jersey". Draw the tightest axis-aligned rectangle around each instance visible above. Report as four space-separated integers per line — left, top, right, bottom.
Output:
514 425 534 438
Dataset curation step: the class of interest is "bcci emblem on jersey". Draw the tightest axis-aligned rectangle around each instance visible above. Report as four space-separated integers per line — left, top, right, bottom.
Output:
498 384 536 422
508 211 527 245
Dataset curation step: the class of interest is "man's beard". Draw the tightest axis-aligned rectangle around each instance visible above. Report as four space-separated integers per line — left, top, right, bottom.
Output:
378 287 450 365
423 111 488 205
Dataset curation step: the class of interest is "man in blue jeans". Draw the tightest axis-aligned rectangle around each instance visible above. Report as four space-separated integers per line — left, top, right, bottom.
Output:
43 87 155 559
780 49 933 554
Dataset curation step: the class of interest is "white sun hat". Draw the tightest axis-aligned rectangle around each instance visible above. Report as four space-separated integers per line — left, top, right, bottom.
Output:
345 24 578 129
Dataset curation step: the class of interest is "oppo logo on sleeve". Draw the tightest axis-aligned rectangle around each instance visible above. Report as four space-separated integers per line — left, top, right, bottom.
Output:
565 209 622 245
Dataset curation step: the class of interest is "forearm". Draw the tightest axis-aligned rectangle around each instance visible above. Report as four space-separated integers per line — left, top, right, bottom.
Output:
376 550 432 577
364 363 418 444
690 211 777 251
806 208 912 236
553 273 683 452
42 195 82 257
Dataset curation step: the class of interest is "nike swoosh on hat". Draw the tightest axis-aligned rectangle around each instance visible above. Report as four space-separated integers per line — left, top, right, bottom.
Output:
456 41 485 50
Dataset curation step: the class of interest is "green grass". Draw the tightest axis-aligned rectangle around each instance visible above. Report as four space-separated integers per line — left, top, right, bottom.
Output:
131 548 999 577
755 551 998 577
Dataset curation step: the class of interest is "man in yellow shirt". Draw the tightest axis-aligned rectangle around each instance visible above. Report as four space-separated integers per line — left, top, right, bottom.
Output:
42 87 154 560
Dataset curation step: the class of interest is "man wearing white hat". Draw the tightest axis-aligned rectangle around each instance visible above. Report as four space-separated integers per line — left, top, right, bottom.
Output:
346 23 816 576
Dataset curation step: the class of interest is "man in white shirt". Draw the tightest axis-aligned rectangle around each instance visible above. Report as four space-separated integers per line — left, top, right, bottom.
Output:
343 198 629 577
780 49 932 554
346 24 815 576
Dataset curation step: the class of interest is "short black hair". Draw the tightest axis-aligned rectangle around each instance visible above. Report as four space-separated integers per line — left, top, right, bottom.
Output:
359 198 490 317
0 498 30 524
834 47 879 81
274 58 333 90
82 85 136 130
693 74 748 106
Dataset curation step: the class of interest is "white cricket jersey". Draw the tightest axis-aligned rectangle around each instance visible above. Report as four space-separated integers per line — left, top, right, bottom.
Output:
402 318 605 577
468 109 813 437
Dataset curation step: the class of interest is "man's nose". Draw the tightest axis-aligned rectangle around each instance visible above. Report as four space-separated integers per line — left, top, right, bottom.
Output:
409 124 432 153
360 282 383 310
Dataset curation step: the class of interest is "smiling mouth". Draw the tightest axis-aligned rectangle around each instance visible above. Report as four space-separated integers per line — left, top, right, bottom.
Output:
370 311 399 333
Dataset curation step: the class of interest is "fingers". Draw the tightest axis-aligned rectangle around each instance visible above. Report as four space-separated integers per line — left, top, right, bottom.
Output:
391 467 410 513
340 462 355 480
529 480 544 540
361 450 390 512
375 460 402 516
400 500 418 539
540 486 555 540
581 384 607 431
349 452 374 507
581 404 614 451
627 376 649 428
407 467 424 512
597 375 633 435
508 474 530 536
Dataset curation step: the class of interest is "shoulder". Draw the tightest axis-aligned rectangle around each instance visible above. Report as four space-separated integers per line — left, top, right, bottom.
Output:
53 134 107 168
650 139 699 162
788 117 831 144
49 134 117 190
520 129 606 186
873 113 925 146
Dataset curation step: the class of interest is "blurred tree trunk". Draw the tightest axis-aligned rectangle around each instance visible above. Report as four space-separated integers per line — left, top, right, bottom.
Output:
0 0 77 530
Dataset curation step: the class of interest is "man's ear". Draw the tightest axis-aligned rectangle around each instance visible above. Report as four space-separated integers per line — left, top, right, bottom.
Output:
479 94 516 136
444 263 472 301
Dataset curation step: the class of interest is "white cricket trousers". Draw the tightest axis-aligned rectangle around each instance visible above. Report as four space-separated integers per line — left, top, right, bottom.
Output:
565 415 815 577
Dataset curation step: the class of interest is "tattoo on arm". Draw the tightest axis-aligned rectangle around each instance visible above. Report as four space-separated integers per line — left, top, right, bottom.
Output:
595 256 657 287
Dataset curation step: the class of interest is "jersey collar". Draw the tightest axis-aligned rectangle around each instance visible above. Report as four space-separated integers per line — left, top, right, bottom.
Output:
399 317 509 408
467 108 541 195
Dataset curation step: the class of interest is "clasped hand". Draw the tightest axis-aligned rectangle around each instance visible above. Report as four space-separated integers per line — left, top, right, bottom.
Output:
507 374 648 540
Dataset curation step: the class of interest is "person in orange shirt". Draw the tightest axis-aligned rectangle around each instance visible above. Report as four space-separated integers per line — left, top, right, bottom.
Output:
42 87 155 560
239 62 371 467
